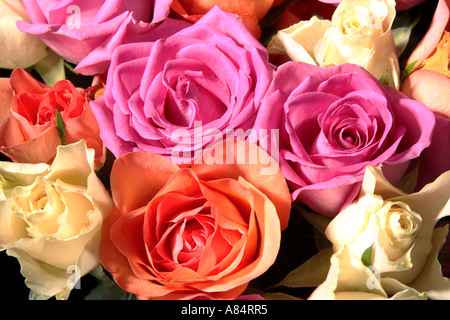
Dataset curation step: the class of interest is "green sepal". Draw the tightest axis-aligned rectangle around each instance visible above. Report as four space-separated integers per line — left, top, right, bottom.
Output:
55 109 67 146
361 244 374 267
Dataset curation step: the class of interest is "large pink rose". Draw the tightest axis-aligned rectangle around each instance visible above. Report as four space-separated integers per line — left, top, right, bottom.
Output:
90 6 275 162
16 0 176 75
253 62 435 217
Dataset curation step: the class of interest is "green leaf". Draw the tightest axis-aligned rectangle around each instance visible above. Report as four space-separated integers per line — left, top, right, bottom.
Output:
396 157 420 193
296 204 333 235
64 61 80 76
243 287 303 300
84 266 136 300
405 61 418 75
29 290 51 300
361 244 374 267
401 60 418 83
55 109 67 146
269 248 333 289
34 49 65 86
378 70 390 86
392 13 421 57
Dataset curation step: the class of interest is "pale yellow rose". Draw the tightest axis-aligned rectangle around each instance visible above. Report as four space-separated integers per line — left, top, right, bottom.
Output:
0 0 48 69
267 0 400 88
0 141 113 299
322 166 450 299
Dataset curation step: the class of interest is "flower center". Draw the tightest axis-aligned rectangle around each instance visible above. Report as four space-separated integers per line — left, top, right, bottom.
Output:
383 202 421 254
11 179 65 237
336 5 384 44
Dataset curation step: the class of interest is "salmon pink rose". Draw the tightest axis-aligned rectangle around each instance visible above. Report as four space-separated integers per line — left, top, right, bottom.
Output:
90 7 274 163
0 68 105 170
100 140 291 299
400 0 450 190
16 0 177 75
253 62 435 217
401 0 450 119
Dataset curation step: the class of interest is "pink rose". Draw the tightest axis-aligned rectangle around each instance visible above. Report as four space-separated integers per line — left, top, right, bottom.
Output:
16 0 176 75
90 6 275 162
253 62 435 217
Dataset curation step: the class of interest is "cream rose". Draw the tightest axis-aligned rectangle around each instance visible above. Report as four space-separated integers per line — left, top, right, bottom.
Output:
0 0 47 69
321 166 450 299
0 141 113 299
308 246 427 300
267 0 400 88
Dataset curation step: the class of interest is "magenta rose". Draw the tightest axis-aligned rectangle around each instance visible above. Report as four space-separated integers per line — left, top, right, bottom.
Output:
90 6 275 162
16 0 176 75
254 62 435 217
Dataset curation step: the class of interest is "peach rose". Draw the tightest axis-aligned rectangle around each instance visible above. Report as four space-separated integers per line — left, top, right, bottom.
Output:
400 0 450 190
170 0 283 39
401 0 450 119
0 68 105 170
100 139 291 299
0 0 47 69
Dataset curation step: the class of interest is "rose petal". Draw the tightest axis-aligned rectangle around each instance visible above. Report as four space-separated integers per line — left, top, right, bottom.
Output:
407 0 450 67
401 69 450 119
110 150 179 214
193 139 291 230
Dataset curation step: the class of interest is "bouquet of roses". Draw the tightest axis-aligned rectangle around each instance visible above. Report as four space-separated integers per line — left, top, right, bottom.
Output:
0 0 449 301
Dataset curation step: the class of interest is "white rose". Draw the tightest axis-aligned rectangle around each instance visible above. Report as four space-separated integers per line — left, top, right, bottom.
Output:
267 0 400 88
323 166 450 299
0 141 113 299
308 246 427 300
0 0 47 69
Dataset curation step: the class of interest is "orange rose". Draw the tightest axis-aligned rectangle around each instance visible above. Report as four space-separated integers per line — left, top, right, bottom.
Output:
100 140 291 299
0 68 105 169
170 1 283 39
